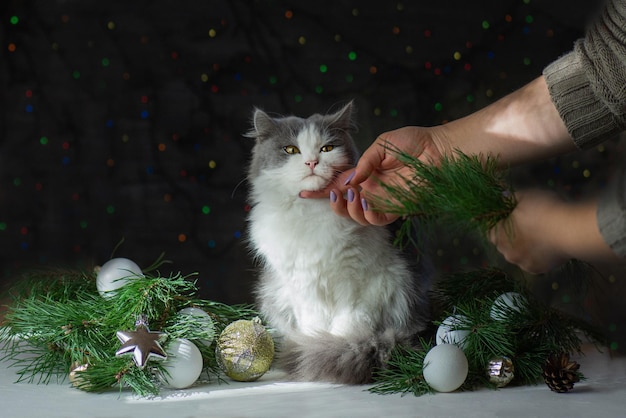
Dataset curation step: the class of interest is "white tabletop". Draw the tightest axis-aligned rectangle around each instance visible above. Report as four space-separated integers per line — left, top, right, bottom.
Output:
1 346 624 418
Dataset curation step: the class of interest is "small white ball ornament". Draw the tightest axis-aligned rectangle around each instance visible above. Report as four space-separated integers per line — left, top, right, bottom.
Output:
161 338 203 389
490 292 526 321
178 307 216 346
96 258 143 298
436 315 470 349
422 344 468 393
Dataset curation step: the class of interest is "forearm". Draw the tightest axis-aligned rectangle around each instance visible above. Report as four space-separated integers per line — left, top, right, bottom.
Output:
553 198 623 264
432 76 577 167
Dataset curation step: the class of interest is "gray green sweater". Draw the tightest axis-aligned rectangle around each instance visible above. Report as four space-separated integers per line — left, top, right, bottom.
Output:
543 0 626 257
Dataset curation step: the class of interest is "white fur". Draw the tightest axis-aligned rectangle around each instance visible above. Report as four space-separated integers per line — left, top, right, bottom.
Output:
248 120 416 339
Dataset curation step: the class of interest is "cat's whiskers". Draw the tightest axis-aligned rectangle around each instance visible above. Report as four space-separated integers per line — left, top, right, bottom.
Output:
231 177 248 199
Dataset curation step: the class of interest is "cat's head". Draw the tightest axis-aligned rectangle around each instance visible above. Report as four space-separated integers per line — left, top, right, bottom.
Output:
246 102 358 197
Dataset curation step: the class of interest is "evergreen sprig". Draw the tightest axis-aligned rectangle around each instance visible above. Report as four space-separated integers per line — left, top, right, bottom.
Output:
0 264 258 396
369 341 434 397
373 148 516 245
370 268 605 395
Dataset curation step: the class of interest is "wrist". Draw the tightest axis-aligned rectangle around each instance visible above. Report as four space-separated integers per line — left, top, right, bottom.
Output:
555 199 621 264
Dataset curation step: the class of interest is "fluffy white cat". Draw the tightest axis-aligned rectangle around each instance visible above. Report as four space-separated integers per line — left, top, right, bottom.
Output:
246 102 429 383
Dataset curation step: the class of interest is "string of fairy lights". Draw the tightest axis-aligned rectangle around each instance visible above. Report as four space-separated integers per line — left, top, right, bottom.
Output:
2 0 623 349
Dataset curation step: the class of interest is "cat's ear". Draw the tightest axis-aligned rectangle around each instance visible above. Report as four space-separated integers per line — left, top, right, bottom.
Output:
247 108 277 140
326 101 356 132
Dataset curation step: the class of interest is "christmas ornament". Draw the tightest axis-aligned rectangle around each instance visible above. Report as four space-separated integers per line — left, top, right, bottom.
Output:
486 356 515 387
116 316 167 369
68 361 90 389
542 353 581 393
215 318 274 382
422 344 468 393
436 314 470 349
178 307 216 346
490 292 525 321
96 257 143 298
160 338 203 389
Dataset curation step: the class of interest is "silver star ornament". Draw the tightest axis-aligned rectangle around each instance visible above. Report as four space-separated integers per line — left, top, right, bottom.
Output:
115 319 167 368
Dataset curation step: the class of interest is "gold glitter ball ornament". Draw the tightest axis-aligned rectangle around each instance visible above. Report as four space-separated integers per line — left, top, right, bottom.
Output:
215 318 274 382
486 356 515 387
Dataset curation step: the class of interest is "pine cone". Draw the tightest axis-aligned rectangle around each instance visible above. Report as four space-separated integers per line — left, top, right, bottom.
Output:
542 353 581 393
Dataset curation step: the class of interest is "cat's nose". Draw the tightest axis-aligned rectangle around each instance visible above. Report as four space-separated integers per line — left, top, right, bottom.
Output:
305 160 318 169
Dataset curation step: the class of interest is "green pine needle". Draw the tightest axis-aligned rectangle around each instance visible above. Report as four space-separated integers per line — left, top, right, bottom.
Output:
0 265 260 396
369 341 434 396
371 268 605 395
430 268 519 313
373 148 516 243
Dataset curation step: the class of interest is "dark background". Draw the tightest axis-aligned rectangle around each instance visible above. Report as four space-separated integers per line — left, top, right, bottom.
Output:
3 0 625 351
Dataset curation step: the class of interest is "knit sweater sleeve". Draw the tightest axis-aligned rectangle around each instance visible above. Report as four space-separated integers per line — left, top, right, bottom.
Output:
543 0 626 258
542 0 626 149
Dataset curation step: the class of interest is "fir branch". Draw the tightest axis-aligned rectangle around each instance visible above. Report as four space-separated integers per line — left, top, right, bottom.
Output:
371 148 516 245
372 268 605 395
141 253 172 274
1 289 115 380
121 364 163 397
1 337 68 385
189 300 259 332
3 268 95 303
104 272 198 329
1 264 260 396
369 341 434 396
430 268 520 314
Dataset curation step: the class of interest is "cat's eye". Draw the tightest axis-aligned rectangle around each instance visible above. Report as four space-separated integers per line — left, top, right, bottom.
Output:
283 145 301 154
320 145 334 152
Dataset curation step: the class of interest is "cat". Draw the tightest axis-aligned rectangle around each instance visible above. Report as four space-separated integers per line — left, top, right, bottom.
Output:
245 102 430 384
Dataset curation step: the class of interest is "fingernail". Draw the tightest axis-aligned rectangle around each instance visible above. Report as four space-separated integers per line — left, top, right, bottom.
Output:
347 189 355 202
330 190 337 203
361 198 368 211
343 171 356 185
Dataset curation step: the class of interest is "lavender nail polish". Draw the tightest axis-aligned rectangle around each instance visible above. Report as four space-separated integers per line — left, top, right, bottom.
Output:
330 190 337 203
347 189 355 202
343 171 356 185
361 198 368 211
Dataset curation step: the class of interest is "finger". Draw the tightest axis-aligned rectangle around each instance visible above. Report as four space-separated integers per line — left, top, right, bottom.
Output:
329 189 351 218
347 140 387 186
487 225 499 246
363 209 399 226
345 188 371 226
299 189 328 199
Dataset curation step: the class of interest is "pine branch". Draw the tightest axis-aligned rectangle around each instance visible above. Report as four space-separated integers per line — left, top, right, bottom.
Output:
105 271 198 329
371 148 516 247
1 265 260 396
189 300 259 332
369 341 434 396
430 268 520 313
372 268 605 395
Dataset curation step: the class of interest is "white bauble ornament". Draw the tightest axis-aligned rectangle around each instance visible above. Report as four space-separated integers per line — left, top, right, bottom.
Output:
436 315 470 349
490 292 525 321
178 307 216 346
96 258 143 298
161 338 203 389
423 344 468 393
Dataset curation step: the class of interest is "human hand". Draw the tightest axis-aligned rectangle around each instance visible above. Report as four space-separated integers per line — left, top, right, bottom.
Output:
488 189 579 274
300 126 445 226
